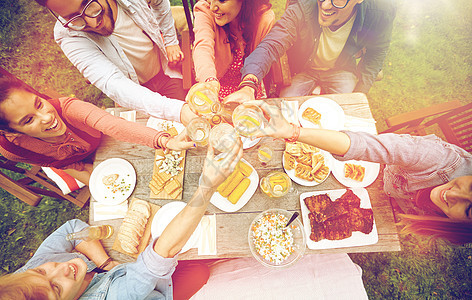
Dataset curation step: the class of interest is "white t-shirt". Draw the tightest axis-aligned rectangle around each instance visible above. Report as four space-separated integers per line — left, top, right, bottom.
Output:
312 12 357 71
112 5 161 83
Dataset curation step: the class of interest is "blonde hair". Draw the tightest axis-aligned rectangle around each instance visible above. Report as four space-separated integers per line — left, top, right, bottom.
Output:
398 214 472 245
0 272 49 300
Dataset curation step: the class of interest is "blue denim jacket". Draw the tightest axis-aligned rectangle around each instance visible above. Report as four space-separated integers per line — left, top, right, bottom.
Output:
15 220 177 300
334 132 472 200
241 0 397 93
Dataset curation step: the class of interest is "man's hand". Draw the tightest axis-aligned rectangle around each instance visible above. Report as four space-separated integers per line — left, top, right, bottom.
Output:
164 129 195 151
166 44 184 66
222 86 255 105
201 139 243 190
246 100 293 139
180 103 199 125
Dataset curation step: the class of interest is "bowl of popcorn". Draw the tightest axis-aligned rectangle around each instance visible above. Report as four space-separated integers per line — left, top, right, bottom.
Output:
248 209 306 268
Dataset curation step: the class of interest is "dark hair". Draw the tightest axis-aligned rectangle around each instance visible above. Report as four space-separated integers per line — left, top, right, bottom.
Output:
0 76 27 132
222 0 272 57
398 214 472 245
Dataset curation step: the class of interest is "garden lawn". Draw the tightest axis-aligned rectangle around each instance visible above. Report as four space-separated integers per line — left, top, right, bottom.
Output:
1 0 471 298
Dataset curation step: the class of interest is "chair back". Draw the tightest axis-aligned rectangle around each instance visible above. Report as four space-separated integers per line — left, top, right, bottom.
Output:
424 102 472 153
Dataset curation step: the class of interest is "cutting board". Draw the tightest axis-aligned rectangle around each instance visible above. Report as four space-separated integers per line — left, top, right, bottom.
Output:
112 197 161 258
149 148 186 199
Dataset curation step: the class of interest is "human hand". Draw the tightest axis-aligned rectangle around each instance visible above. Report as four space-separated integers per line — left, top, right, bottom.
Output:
200 138 243 190
246 100 293 139
164 129 196 151
166 44 184 66
222 86 255 105
180 103 199 125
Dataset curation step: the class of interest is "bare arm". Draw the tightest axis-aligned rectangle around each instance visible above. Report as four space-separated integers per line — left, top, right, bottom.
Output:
154 139 243 258
250 100 351 156
75 239 119 271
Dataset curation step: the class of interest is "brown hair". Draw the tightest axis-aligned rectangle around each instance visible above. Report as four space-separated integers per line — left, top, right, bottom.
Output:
398 214 472 245
0 272 50 300
222 0 272 57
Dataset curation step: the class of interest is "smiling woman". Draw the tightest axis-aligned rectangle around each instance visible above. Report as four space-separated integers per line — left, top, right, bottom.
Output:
0 76 194 185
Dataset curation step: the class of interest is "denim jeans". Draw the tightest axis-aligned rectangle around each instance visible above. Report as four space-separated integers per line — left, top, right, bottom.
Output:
280 69 358 97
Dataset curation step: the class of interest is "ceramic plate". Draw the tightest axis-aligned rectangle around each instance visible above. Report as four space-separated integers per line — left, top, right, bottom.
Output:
90 158 136 205
151 201 201 253
282 150 333 186
200 157 259 212
241 136 261 149
300 188 378 250
331 159 380 188
298 97 345 130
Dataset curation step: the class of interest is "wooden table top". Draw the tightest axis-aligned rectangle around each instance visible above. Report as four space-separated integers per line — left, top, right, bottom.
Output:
90 93 401 263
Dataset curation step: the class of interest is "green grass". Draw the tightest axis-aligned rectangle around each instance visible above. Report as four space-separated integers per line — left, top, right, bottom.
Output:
1 0 472 298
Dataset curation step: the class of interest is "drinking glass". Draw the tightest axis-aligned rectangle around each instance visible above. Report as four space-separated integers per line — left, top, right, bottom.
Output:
257 144 273 165
232 103 265 137
187 117 211 147
259 171 292 198
209 123 239 152
185 83 218 116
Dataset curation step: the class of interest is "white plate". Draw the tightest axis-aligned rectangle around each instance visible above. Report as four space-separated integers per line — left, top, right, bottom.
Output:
300 188 378 250
298 97 345 130
151 201 201 253
90 158 136 205
331 159 380 188
146 117 185 134
282 150 333 186
200 157 259 212
241 136 261 149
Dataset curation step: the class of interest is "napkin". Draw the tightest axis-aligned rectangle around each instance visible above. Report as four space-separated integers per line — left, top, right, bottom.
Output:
93 200 128 221
198 214 217 255
344 115 377 134
119 110 137 122
281 100 300 125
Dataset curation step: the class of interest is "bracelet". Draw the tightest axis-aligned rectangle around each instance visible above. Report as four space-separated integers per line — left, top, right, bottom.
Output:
238 80 258 98
284 123 300 143
205 77 219 83
158 132 172 149
98 257 112 270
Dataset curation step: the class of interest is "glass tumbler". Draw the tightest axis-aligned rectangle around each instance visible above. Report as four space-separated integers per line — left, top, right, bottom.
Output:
187 117 211 147
209 123 239 152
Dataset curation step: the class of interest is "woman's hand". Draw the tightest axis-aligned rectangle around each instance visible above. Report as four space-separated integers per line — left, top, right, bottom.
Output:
245 100 293 139
164 129 195 151
165 44 184 66
223 86 255 105
200 139 243 190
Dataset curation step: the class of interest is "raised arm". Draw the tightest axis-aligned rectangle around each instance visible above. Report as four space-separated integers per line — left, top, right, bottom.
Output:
154 139 243 257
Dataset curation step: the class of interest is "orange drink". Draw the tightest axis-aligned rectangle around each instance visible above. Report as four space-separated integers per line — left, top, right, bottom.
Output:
259 171 292 197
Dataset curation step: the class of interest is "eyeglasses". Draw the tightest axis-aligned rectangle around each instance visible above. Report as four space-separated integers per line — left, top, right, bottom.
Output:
48 0 103 31
318 0 351 9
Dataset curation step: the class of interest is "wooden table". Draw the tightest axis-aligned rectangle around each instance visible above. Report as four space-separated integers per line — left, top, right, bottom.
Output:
90 93 401 263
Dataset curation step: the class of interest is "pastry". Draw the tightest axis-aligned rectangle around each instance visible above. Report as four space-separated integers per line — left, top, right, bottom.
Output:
284 152 296 170
228 178 250 204
302 107 322 126
295 164 313 181
344 163 365 181
296 152 312 166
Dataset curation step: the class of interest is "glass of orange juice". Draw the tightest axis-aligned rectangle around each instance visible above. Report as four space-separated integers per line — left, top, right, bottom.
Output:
259 171 292 198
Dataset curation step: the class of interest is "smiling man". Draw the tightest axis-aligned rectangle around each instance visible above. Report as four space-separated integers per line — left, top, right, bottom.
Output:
225 0 396 102
34 0 198 125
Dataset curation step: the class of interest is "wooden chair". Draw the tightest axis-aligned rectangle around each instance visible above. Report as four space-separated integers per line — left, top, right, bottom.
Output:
178 0 291 92
380 100 472 153
0 67 90 207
